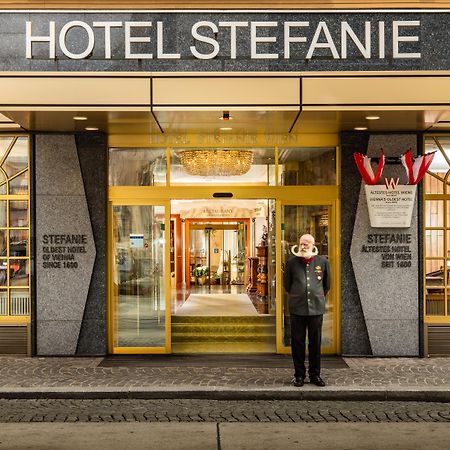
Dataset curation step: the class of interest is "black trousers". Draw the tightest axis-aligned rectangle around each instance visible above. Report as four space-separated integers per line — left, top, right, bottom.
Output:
290 314 323 378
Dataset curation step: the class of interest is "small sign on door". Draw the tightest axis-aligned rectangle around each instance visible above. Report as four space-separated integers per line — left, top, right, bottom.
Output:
130 234 144 248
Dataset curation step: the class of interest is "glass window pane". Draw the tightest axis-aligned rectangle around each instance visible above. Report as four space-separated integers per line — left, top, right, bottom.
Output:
112 204 166 348
170 148 275 186
0 137 14 163
425 200 444 228
0 260 7 286
425 258 446 316
9 259 29 286
0 201 6 228
9 229 28 257
0 230 6 256
109 148 166 186
9 170 28 195
3 137 28 178
9 289 29 315
425 230 444 258
427 137 450 175
9 201 28 227
424 172 444 195
279 147 336 185
282 205 332 347
0 289 6 315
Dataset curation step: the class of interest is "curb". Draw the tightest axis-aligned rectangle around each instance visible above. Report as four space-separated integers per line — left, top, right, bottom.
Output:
1 389 450 402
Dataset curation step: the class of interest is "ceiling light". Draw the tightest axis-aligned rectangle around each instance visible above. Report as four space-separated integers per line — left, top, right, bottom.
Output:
354 126 368 131
219 111 233 121
73 116 88 121
180 149 253 176
85 127 99 131
365 115 380 120
220 127 233 131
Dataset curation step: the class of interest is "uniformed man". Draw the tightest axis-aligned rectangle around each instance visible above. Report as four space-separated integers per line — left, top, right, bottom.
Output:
283 233 331 387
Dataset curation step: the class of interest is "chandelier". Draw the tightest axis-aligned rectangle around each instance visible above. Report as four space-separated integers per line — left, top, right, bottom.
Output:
179 149 254 177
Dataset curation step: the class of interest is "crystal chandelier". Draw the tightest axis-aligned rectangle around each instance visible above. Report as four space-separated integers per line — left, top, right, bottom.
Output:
179 149 254 176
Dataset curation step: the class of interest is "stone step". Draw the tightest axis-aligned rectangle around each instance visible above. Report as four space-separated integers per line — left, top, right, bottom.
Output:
171 323 275 334
171 332 275 343
171 315 275 325
171 315 276 345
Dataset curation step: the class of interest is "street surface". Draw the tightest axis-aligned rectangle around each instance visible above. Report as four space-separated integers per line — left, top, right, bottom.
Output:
0 399 449 423
0 400 449 449
0 422 450 450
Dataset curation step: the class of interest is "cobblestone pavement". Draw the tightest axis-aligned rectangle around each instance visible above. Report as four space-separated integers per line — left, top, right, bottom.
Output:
0 399 449 423
1 357 450 389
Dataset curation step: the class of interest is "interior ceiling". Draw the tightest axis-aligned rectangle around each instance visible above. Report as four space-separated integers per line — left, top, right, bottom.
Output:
2 108 449 135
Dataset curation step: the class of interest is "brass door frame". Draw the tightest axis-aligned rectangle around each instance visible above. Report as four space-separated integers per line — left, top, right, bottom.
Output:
276 199 340 355
108 198 172 354
108 186 340 354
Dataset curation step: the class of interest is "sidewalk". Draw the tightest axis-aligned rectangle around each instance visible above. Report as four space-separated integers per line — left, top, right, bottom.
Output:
1 355 450 401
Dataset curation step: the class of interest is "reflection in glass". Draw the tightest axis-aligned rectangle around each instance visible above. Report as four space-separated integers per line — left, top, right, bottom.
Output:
427 137 450 174
9 170 28 195
0 201 6 228
425 258 446 316
425 200 444 228
279 148 336 185
109 148 166 186
282 205 332 348
0 230 6 255
0 137 13 164
9 201 28 227
112 205 166 347
3 137 28 178
170 148 276 186
9 229 28 257
0 172 6 195
0 260 7 286
425 230 444 258
0 289 6 315
9 259 29 286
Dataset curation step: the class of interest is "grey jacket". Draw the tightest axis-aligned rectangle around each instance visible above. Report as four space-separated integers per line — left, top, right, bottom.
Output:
283 255 331 316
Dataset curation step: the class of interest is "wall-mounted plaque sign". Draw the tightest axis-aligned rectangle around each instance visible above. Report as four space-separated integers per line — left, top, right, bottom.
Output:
365 184 416 228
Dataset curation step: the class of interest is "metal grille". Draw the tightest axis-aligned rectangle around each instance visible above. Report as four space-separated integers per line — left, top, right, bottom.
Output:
9 293 29 316
0 293 5 315
427 325 450 356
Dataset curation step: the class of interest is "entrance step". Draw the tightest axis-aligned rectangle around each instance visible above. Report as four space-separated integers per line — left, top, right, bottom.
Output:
171 315 276 353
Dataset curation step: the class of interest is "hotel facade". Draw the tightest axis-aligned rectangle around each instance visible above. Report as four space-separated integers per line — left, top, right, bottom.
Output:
0 0 449 358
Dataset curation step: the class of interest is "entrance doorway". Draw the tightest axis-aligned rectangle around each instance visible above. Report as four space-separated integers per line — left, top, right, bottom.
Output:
170 199 276 353
107 143 339 355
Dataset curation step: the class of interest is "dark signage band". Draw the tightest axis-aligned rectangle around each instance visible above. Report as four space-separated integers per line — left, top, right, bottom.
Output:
0 11 443 71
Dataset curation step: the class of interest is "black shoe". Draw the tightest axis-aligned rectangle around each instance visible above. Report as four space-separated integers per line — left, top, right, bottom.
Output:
309 376 326 387
292 377 305 387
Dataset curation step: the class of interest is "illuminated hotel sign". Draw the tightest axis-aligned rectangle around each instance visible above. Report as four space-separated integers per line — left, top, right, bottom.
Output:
25 19 421 61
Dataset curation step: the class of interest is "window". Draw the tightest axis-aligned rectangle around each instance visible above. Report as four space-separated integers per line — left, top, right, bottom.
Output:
0 136 30 318
424 136 450 319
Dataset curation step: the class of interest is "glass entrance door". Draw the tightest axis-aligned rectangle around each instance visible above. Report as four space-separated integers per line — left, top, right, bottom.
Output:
277 203 338 354
109 201 171 353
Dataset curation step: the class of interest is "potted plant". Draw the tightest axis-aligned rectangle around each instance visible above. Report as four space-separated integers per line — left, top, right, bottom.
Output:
193 266 208 285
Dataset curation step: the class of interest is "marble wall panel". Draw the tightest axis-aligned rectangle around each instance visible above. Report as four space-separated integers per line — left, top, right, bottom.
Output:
35 135 96 356
349 134 419 356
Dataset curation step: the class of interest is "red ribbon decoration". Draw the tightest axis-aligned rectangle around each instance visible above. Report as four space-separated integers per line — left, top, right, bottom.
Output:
401 150 436 185
353 151 385 185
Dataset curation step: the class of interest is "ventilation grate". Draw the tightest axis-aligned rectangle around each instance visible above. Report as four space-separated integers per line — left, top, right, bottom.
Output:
427 325 450 356
0 326 28 355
